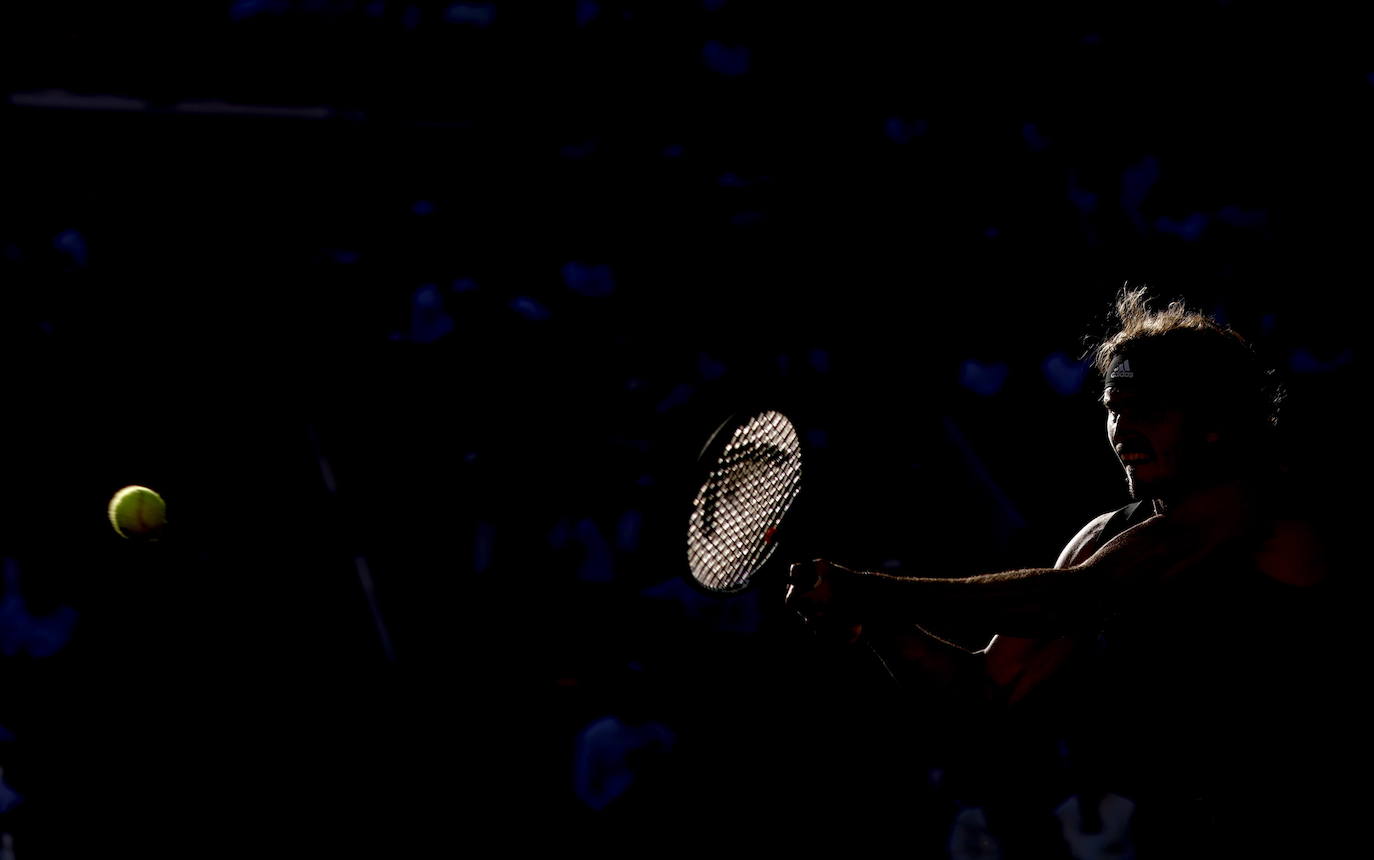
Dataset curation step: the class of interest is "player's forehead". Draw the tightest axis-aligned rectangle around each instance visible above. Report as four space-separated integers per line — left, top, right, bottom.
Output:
1099 384 1165 406
1102 342 1211 409
1101 384 1187 413
1102 384 1137 405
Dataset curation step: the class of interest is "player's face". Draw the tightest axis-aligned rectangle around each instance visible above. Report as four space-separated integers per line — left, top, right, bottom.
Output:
1104 386 1195 500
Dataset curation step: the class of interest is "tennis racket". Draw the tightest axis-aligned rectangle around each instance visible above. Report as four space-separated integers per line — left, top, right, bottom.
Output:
686 409 899 682
687 410 803 593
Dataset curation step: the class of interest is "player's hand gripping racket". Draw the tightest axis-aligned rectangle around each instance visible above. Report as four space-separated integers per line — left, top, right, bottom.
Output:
686 410 899 683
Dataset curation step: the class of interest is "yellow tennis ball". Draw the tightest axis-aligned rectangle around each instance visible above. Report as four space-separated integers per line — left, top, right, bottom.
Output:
108 485 167 540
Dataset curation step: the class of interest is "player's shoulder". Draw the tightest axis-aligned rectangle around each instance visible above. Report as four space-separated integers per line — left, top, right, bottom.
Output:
1054 507 1127 569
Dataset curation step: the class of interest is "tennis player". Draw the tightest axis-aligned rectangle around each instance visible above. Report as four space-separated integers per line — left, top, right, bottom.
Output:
786 289 1343 857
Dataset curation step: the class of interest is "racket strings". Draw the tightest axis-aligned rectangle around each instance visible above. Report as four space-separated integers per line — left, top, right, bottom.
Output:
691 461 797 590
688 411 803 592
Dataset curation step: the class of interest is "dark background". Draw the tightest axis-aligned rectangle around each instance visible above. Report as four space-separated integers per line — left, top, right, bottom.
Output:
0 2 1364 856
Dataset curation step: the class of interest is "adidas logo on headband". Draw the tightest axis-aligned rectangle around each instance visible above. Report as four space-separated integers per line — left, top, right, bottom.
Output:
1108 358 1135 379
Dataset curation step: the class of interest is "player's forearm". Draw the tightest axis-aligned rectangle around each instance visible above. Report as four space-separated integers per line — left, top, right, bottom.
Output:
848 514 1189 636
852 565 1106 637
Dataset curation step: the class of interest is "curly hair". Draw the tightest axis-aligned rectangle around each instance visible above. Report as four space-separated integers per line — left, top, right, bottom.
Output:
1091 286 1282 436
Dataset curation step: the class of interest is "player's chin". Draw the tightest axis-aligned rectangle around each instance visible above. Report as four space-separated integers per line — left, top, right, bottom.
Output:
1126 465 1178 500
1124 465 1157 499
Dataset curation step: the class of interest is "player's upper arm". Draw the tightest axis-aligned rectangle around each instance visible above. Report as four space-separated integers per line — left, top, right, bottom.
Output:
983 510 1118 697
1053 509 1118 570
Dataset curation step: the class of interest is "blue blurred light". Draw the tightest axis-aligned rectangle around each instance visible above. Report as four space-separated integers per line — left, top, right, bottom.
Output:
416 283 442 308
806 428 828 450
808 348 831 374
548 518 570 550
575 518 614 583
559 139 599 160
0 770 20 814
697 352 727 380
640 576 759 632
410 284 455 342
229 0 288 21
576 0 599 27
1290 347 1353 374
617 509 642 552
0 559 77 658
402 4 421 30
729 211 764 227
446 2 494 27
960 359 1009 397
474 521 495 573
1021 123 1050 152
1043 352 1089 396
1154 213 1209 241
655 383 695 414
573 715 677 811
885 116 929 144
703 40 750 77
509 296 552 321
719 590 762 632
411 199 435 216
1067 172 1098 213
452 277 479 293
1121 155 1160 229
562 261 615 296
53 229 88 267
1215 205 1268 229
662 143 685 159
328 249 361 264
